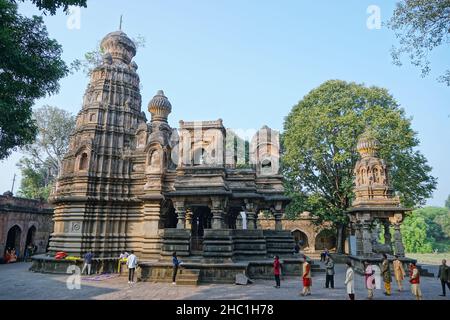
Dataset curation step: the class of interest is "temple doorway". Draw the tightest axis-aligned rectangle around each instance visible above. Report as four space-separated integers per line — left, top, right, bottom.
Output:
25 225 37 256
5 225 22 257
292 230 309 250
191 206 211 254
315 229 336 251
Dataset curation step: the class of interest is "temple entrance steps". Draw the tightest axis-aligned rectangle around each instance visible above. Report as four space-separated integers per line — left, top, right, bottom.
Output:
176 268 200 286
233 230 267 260
263 230 296 257
309 260 326 273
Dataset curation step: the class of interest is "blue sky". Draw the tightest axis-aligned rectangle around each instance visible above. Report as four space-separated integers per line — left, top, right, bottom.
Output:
1 0 448 207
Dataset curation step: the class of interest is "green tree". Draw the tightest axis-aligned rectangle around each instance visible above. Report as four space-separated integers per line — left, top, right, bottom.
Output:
0 0 84 159
17 105 75 200
445 194 450 210
402 214 433 253
388 0 450 85
282 80 437 253
15 0 87 14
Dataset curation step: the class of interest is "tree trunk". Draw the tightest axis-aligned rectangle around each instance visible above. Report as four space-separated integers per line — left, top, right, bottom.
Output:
336 224 346 254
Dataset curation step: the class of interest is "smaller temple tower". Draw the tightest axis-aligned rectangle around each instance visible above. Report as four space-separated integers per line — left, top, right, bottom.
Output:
348 130 410 270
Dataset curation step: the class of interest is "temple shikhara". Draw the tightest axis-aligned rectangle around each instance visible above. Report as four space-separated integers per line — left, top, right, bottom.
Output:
32 30 298 282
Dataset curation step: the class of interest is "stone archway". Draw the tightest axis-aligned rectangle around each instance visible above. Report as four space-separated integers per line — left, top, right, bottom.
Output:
5 225 22 256
25 225 37 256
291 229 309 250
315 229 336 251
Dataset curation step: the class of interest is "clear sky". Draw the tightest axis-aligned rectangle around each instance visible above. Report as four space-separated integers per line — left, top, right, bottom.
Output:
1 0 448 207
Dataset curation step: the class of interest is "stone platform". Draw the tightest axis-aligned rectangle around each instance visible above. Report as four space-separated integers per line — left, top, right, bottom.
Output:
139 257 304 284
30 255 119 274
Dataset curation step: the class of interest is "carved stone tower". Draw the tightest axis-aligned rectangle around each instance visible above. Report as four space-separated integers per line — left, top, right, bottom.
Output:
48 31 146 257
348 130 408 261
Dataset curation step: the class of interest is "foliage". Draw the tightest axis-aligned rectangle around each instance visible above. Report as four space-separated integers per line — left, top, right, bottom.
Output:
402 206 450 253
282 80 437 252
70 35 146 76
446 194 450 210
402 214 434 253
17 105 75 200
387 0 450 85
0 0 72 159
14 0 87 15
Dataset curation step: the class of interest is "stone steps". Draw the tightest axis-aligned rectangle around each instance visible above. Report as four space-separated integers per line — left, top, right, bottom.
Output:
176 268 200 286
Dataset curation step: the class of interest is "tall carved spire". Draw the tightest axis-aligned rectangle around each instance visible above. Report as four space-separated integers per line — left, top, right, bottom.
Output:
352 129 400 208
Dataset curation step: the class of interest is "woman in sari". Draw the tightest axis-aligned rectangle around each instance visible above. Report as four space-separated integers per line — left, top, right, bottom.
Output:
9 248 17 263
4 248 11 263
301 256 312 296
364 261 375 300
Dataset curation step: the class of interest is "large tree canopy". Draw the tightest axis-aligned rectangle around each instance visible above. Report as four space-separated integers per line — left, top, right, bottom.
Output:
282 80 437 252
14 0 87 14
446 194 450 210
18 105 75 200
0 0 71 159
388 0 450 85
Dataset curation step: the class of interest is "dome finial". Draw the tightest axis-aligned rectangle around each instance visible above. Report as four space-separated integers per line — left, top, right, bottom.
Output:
100 30 136 64
148 90 172 123
357 128 380 158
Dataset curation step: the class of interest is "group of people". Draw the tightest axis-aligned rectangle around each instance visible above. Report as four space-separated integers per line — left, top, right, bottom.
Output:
272 253 450 300
363 254 423 300
3 248 18 263
80 250 138 285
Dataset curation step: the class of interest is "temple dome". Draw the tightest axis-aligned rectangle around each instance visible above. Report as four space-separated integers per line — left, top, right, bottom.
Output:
357 129 380 158
148 90 172 122
100 31 136 64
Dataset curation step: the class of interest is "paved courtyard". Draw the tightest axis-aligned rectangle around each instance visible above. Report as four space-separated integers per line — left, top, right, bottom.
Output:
0 262 448 300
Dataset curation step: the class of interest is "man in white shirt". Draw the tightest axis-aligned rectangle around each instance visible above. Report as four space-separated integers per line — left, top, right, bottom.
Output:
126 250 138 284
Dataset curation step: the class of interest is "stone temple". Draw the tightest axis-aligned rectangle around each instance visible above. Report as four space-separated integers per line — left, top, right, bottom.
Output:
347 130 412 272
32 31 300 282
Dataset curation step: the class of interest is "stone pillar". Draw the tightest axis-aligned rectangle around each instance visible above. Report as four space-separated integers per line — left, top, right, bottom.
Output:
236 214 243 230
362 221 373 257
210 197 224 229
383 220 392 246
185 209 193 230
245 201 256 230
393 223 405 258
273 202 284 231
355 223 363 256
175 201 186 229
274 211 283 231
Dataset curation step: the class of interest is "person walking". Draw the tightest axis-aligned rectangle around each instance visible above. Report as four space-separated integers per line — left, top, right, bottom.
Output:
409 262 422 300
438 259 450 297
325 256 335 289
393 255 405 291
273 256 281 288
172 252 181 285
344 261 355 300
364 261 375 300
381 254 392 296
127 250 138 284
301 256 312 296
81 250 93 275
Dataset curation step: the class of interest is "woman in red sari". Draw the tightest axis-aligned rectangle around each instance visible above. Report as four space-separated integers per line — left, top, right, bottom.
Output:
4 248 11 263
301 255 312 296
